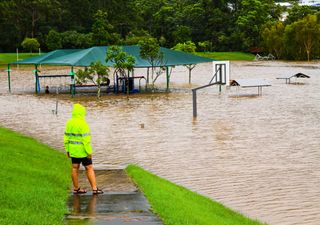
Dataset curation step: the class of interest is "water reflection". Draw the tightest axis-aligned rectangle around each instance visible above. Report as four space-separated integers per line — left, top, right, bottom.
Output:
71 195 97 216
0 61 320 225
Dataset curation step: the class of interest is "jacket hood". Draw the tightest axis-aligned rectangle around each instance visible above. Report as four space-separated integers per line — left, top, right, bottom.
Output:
72 103 86 119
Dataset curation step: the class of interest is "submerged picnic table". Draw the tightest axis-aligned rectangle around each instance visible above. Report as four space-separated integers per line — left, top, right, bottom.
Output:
230 78 271 96
276 73 310 84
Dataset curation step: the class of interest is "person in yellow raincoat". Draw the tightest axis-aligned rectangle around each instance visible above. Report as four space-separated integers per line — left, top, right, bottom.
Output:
64 103 103 194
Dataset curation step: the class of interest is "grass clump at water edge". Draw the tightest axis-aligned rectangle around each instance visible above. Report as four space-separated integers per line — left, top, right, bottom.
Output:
126 164 266 225
0 127 71 225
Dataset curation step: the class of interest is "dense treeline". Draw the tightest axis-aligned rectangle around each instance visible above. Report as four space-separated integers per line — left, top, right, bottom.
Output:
1 0 320 60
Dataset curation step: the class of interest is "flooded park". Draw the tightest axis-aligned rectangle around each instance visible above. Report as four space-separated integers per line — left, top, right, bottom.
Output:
0 60 319 225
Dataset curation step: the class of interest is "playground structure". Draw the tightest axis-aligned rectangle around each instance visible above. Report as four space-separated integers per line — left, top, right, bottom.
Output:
7 45 213 95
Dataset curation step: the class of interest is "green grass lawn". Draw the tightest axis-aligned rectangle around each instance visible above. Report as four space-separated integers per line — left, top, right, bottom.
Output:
0 52 40 65
0 127 71 225
126 165 266 225
195 52 255 61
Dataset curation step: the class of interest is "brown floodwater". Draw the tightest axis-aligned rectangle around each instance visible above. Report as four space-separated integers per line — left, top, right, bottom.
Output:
0 61 319 225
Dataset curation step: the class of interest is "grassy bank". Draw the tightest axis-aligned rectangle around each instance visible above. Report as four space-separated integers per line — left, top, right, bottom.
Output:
195 52 255 61
0 127 71 225
126 165 265 225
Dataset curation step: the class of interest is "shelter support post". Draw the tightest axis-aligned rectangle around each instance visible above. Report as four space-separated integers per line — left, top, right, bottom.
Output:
192 89 197 117
166 66 170 92
70 66 75 97
147 67 150 88
35 65 40 94
187 64 196 84
7 64 11 93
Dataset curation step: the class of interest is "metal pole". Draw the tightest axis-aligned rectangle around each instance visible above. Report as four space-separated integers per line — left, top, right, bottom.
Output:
35 65 40 94
166 66 170 92
71 67 75 97
7 64 11 93
192 89 197 117
188 65 191 84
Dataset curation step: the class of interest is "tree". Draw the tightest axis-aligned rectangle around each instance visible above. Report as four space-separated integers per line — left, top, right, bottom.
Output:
231 0 277 50
92 10 120 46
172 26 192 44
284 14 320 61
172 41 196 53
197 41 212 52
46 29 62 50
139 37 164 90
106 46 135 94
261 22 285 59
124 29 151 45
21 37 40 53
76 61 110 98
61 30 92 49
285 4 316 25
172 41 197 84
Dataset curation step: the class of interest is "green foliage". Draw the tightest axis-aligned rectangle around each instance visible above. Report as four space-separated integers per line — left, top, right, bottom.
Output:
126 165 265 225
21 37 40 53
139 37 163 66
261 21 285 59
197 41 212 52
46 29 62 50
0 127 70 225
92 10 120 46
285 4 317 25
2 0 320 60
172 25 192 44
172 41 196 53
232 0 274 50
284 14 320 61
61 31 93 49
138 37 164 90
76 61 109 98
106 46 135 74
123 29 151 45
106 46 135 93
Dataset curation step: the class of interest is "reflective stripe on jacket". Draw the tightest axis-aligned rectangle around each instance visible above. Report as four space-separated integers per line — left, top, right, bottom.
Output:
64 104 92 158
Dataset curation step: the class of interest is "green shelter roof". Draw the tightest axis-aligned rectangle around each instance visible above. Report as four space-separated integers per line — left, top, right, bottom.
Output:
10 45 214 67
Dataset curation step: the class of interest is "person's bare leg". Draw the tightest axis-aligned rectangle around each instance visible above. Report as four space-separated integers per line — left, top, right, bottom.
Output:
72 164 80 189
85 165 97 190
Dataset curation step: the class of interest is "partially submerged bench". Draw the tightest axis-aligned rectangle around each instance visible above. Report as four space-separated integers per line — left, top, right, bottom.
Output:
70 83 113 93
230 78 271 96
276 73 310 84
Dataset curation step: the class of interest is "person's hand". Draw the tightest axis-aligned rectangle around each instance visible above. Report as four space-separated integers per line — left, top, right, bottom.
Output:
87 154 92 159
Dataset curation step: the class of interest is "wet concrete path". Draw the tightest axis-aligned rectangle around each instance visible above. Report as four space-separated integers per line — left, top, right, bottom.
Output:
65 170 163 225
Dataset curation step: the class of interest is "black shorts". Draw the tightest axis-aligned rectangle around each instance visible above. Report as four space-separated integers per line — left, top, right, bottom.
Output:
71 157 92 166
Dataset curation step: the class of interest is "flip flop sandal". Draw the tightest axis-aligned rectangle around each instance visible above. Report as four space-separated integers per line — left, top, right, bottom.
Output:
73 187 87 194
92 188 103 194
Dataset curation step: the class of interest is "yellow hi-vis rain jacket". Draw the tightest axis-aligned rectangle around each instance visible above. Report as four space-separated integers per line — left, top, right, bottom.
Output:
64 103 92 158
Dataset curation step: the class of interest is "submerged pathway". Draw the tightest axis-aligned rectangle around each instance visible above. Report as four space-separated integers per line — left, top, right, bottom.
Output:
65 170 163 225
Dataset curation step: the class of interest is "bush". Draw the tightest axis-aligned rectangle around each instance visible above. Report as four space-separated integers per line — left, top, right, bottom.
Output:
21 38 40 53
